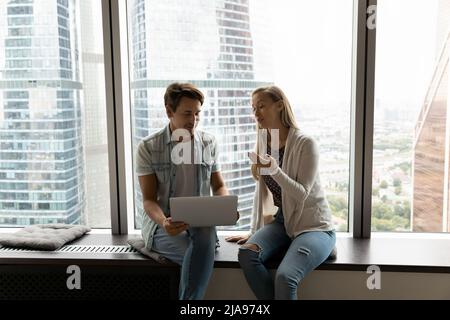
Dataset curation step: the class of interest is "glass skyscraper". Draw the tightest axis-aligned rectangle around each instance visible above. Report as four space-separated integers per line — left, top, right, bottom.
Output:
0 0 85 226
129 0 272 229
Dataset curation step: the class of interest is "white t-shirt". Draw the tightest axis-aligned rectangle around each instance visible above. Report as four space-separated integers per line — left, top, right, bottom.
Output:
173 139 198 197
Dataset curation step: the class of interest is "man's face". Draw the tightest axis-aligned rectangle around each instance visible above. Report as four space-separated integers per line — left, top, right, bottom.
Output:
167 96 202 135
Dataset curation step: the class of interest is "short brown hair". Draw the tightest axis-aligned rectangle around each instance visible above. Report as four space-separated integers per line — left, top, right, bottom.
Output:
164 82 204 112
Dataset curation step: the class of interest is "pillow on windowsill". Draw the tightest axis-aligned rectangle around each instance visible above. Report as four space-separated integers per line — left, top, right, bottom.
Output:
0 224 91 251
127 237 175 265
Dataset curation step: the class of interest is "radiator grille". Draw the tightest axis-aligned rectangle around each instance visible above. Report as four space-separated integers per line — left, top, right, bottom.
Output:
0 245 137 254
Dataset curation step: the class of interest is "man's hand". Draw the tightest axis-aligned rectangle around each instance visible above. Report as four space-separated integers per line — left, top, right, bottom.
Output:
163 217 189 236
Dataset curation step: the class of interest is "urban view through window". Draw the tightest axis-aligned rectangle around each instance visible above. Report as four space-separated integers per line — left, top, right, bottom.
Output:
0 0 449 233
0 0 110 228
373 0 450 232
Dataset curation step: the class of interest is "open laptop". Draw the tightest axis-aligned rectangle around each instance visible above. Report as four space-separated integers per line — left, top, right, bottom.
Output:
169 195 238 227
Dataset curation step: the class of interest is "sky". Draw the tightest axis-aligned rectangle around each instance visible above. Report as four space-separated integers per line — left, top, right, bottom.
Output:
250 0 443 115
268 0 353 106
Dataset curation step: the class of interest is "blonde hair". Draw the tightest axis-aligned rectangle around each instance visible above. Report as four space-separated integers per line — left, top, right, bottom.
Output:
251 86 299 180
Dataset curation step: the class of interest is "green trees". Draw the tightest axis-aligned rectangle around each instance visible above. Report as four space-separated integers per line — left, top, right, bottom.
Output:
371 200 410 231
328 194 348 232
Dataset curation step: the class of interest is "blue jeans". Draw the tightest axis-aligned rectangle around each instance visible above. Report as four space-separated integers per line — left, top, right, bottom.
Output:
152 225 216 300
238 209 336 300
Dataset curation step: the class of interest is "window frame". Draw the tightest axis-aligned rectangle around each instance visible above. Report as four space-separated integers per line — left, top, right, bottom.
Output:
350 0 377 238
102 0 133 234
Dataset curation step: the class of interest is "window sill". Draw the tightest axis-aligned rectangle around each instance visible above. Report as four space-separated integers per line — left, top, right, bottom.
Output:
1 233 450 273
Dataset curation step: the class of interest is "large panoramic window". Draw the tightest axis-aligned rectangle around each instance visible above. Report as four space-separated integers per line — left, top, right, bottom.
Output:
0 0 111 228
372 0 450 232
128 0 353 231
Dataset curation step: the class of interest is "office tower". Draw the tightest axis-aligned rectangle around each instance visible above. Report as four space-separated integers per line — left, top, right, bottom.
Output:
0 0 85 226
129 0 272 229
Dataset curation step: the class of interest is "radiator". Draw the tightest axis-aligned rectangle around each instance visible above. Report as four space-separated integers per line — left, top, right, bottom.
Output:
0 245 180 300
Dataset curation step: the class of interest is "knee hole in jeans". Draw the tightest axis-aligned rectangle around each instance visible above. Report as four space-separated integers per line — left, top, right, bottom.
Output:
240 243 261 253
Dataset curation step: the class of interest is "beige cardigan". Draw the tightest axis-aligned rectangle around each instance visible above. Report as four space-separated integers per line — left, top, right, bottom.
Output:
250 127 334 238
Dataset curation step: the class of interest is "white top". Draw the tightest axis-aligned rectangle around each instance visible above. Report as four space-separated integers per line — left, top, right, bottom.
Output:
173 140 197 197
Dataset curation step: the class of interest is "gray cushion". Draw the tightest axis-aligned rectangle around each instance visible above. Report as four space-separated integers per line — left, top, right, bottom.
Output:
0 224 91 250
127 238 174 265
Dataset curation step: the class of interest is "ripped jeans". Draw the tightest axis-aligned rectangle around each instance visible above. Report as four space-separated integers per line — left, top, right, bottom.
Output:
238 209 335 300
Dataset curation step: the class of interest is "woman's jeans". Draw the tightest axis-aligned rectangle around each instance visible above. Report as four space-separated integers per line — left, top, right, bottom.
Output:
152 225 216 300
238 209 336 300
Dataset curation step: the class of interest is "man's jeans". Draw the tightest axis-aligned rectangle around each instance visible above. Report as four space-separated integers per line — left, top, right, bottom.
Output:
152 225 216 300
238 209 336 300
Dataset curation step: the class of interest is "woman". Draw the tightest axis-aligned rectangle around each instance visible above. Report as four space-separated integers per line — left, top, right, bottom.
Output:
226 86 335 300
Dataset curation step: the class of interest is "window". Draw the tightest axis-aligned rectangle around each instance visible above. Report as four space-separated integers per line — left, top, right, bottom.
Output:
372 0 450 232
0 0 111 228
4 1 446 237
128 0 352 231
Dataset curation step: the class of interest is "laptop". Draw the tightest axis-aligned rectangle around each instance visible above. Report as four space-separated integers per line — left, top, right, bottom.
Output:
169 195 238 227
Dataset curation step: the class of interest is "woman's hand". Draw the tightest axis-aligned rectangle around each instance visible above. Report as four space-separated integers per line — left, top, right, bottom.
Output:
262 154 279 175
163 217 189 236
248 152 279 175
225 233 251 244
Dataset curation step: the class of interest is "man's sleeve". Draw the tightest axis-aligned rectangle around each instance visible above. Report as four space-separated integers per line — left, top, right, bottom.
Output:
211 137 220 173
135 141 155 176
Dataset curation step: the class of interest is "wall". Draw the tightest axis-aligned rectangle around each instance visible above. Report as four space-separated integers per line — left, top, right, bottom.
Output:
205 269 450 299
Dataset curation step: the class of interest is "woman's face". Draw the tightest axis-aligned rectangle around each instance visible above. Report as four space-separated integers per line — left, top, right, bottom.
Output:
251 92 282 129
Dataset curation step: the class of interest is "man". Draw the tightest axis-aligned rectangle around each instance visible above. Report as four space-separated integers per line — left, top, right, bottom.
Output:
136 82 229 300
